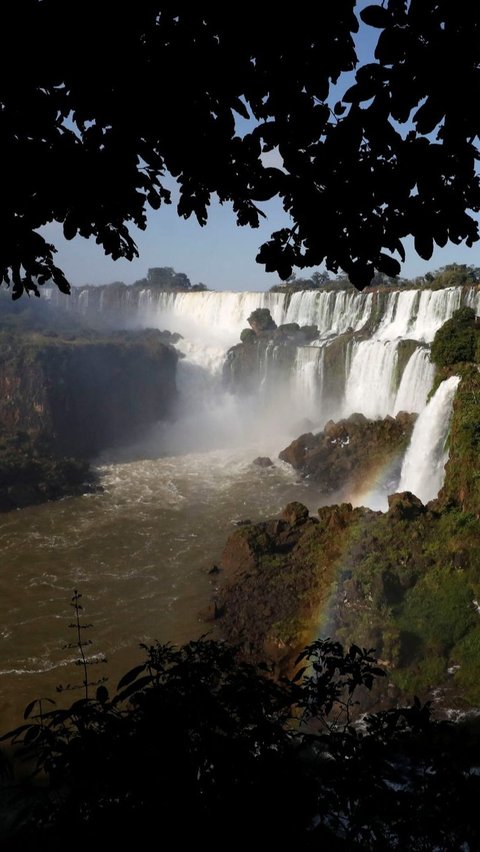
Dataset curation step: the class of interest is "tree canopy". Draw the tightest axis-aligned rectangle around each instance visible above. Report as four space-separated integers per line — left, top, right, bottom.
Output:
3 1 480 298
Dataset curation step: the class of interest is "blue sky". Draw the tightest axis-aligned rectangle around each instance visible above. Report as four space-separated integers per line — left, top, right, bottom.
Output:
41 3 480 291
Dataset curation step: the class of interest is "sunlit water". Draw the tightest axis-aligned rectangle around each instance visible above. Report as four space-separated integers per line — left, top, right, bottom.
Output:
0 441 333 729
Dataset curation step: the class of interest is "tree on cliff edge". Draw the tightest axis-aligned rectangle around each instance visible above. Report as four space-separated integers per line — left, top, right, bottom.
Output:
3 1 480 297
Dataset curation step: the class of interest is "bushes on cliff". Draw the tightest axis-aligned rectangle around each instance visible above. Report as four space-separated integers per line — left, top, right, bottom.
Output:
430 306 477 368
247 308 277 334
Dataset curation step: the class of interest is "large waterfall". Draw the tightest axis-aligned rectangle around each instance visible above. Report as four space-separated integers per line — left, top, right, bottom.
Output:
47 282 478 503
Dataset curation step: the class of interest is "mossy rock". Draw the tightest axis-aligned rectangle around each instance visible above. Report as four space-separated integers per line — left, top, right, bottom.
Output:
240 328 256 344
431 306 477 368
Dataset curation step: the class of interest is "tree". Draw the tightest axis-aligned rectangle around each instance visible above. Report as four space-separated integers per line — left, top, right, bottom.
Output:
311 270 330 287
2 2 480 298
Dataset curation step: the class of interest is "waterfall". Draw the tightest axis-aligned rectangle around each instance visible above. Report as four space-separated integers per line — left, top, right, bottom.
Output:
344 340 400 419
398 376 460 503
48 283 480 343
292 346 325 421
45 282 478 441
394 348 436 414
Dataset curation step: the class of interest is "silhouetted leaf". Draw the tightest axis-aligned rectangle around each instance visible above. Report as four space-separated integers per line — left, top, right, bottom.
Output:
117 665 147 690
414 233 434 260
116 675 153 703
23 726 41 746
292 667 307 683
360 5 391 28
23 700 38 720
377 253 401 277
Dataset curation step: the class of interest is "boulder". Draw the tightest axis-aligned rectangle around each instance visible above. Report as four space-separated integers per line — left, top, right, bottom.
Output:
387 491 425 520
278 433 315 468
253 456 274 468
247 308 277 335
281 501 310 526
279 412 416 500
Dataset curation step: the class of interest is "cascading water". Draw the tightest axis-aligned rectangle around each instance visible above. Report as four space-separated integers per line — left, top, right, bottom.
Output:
394 347 435 414
344 340 400 419
398 376 461 503
47 284 479 435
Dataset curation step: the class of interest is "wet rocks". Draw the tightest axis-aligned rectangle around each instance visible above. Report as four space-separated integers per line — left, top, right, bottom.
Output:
0 434 98 513
281 501 309 526
214 501 367 674
387 491 425 520
247 308 277 335
279 411 416 500
253 456 274 468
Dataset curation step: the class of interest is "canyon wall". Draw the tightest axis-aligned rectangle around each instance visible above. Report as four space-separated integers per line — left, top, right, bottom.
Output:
0 329 178 458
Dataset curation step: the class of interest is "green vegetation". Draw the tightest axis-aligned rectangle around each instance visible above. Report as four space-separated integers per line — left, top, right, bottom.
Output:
425 264 480 290
399 565 475 657
430 306 477 368
131 266 208 292
269 264 480 294
247 307 277 333
331 502 480 701
240 327 256 344
440 364 480 513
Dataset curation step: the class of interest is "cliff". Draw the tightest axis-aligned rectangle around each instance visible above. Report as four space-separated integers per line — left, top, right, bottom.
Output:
215 487 480 712
0 433 95 512
279 411 415 501
223 316 319 395
0 328 178 459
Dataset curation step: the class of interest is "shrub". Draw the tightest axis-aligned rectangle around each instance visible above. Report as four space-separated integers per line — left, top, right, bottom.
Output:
430 306 477 368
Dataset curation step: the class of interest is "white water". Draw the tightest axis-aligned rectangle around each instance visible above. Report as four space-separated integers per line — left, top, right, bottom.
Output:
45 283 478 503
398 376 461 503
48 284 479 433
344 340 400 419
50 282 479 344
394 348 436 415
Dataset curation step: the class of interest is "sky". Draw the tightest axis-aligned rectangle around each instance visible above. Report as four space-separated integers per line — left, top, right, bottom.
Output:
40 3 480 292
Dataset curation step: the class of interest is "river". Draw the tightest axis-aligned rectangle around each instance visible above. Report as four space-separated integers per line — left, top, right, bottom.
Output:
0 434 334 730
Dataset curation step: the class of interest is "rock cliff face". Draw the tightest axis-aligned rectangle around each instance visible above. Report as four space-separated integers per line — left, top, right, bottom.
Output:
215 488 480 712
279 411 416 500
216 501 375 677
223 311 319 395
0 434 95 512
0 329 178 458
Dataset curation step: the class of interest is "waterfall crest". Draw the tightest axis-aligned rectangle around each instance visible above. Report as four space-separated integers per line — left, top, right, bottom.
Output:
46 283 475 460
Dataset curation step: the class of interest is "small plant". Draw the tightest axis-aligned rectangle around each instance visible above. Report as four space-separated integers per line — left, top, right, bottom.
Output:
56 590 108 701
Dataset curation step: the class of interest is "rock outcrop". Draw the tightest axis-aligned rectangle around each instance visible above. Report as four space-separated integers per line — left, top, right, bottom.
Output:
214 471 480 711
279 411 416 500
216 501 374 675
0 433 96 513
223 309 319 395
0 328 178 458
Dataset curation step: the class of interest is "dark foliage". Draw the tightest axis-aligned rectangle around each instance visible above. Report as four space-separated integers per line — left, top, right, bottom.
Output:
1 636 479 851
3 3 480 296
